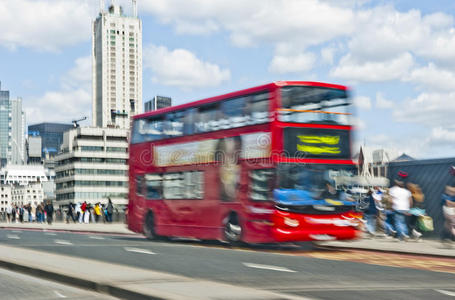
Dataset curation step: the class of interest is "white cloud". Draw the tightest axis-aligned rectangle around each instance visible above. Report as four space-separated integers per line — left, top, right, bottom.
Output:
429 127 455 146
353 95 371 110
375 92 395 109
351 116 366 130
331 53 414 82
269 52 316 74
0 0 93 51
143 45 230 89
25 56 92 124
405 63 455 91
394 92 455 128
141 0 354 49
321 46 337 65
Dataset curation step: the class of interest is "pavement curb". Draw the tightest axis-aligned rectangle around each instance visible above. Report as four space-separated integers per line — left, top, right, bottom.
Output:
0 225 138 237
0 258 165 300
316 244 455 259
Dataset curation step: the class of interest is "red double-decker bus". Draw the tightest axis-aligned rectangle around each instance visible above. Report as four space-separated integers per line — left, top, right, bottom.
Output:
128 81 362 244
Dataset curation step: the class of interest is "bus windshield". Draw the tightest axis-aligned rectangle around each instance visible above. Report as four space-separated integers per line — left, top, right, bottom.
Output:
279 86 351 125
276 163 355 201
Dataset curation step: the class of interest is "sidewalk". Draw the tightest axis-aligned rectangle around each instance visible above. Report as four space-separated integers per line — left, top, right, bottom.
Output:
0 221 135 235
318 236 455 258
1 221 454 258
0 244 304 300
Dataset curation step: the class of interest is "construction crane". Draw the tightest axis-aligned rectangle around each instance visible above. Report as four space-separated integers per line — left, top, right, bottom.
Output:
72 116 87 128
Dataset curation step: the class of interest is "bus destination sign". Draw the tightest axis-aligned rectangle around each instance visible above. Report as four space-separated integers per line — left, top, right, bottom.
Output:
283 127 350 159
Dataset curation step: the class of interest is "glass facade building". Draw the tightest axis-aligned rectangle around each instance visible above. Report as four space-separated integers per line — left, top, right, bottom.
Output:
28 123 73 158
0 82 11 167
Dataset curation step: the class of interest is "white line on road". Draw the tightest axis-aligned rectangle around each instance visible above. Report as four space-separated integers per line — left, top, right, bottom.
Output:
54 240 73 245
124 247 156 255
11 230 22 233
7 234 20 239
89 236 105 240
54 290 67 298
242 262 297 273
435 289 455 297
45 233 57 236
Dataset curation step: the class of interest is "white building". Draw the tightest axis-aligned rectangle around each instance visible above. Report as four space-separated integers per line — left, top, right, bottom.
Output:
0 164 48 186
11 97 26 165
0 185 11 213
92 0 142 130
55 127 128 207
11 182 44 207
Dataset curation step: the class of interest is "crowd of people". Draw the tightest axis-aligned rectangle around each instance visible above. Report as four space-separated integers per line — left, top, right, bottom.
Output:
4 201 55 224
64 198 114 224
361 169 455 245
2 198 117 225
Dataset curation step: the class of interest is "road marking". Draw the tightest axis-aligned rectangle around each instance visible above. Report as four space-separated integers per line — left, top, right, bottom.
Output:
54 240 73 245
242 262 297 273
54 291 67 298
45 232 57 236
124 247 156 255
89 236 105 240
11 230 22 233
7 234 20 239
435 289 455 297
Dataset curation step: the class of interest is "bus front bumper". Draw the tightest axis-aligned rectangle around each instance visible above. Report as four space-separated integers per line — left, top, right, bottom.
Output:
272 210 362 242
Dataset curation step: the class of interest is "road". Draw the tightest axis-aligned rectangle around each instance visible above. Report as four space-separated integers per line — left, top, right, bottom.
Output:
0 267 118 299
1 229 455 299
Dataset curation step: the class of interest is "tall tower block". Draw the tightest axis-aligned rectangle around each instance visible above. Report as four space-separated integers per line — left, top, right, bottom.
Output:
92 0 142 129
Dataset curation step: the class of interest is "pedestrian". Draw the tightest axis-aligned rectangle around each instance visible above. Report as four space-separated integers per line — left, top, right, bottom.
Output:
19 205 24 223
364 189 379 237
441 167 455 247
106 198 114 223
407 182 425 240
6 203 12 223
94 203 102 223
80 201 87 223
75 202 81 223
84 203 90 224
66 203 76 223
389 172 412 241
31 204 36 222
27 204 32 222
44 201 54 225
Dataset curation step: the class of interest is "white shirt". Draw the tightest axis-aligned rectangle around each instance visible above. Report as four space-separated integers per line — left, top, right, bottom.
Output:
389 185 411 211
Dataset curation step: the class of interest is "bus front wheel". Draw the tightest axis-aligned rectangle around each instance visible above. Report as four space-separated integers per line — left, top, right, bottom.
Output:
224 213 242 244
143 212 157 240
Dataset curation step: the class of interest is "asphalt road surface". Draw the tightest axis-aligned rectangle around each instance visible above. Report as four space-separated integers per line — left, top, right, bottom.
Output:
0 267 118 300
1 229 455 300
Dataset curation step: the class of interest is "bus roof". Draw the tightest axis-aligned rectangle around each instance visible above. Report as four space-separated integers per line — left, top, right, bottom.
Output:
134 81 348 120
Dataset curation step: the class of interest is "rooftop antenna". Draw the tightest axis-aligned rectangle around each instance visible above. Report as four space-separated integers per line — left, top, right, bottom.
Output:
132 0 137 17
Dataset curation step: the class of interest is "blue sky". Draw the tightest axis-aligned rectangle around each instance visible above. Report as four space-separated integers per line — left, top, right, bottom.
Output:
1 0 455 159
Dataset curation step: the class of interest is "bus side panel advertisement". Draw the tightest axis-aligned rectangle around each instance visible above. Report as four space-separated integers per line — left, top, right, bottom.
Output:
154 132 271 167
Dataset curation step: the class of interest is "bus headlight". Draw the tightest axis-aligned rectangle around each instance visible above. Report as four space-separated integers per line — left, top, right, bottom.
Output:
284 217 299 227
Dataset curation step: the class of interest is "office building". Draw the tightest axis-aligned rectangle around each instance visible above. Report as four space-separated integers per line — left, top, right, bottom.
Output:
0 164 48 186
0 82 25 166
0 185 11 213
11 182 44 207
92 0 142 129
27 135 42 164
55 127 128 207
144 96 172 112
28 123 73 158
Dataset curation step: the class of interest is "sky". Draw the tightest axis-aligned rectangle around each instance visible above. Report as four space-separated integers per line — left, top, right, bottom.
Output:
1 0 455 159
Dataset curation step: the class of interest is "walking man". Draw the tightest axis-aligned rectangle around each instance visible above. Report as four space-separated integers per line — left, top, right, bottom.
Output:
389 172 412 241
